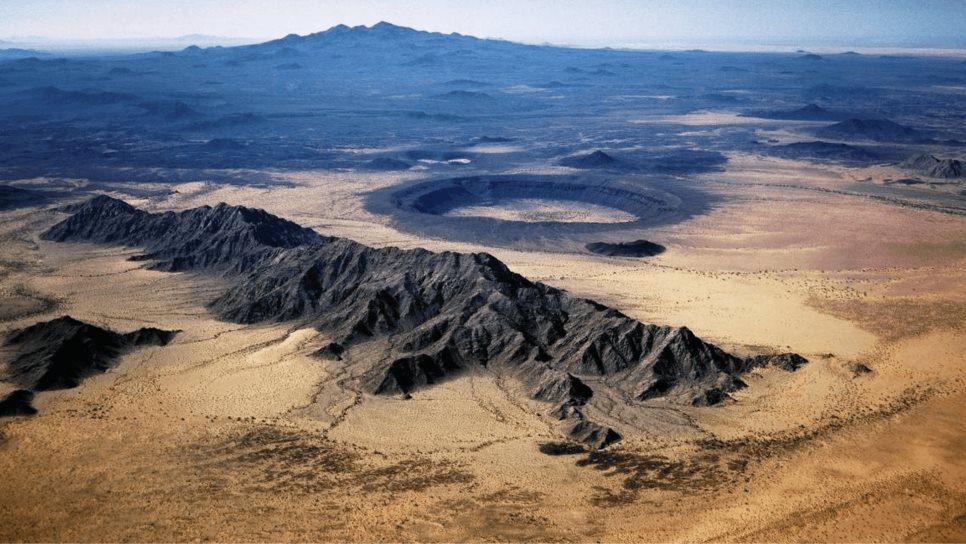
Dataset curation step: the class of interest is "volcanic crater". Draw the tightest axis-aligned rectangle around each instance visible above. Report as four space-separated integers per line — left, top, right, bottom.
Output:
368 175 704 249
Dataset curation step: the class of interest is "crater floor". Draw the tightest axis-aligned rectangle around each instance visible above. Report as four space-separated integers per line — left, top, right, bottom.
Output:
443 198 638 224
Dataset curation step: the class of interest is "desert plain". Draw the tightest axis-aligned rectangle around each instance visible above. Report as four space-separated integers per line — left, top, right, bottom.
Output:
1 22 965 542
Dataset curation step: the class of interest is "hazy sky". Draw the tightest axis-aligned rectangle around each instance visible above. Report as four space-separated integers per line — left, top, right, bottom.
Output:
1 0 964 48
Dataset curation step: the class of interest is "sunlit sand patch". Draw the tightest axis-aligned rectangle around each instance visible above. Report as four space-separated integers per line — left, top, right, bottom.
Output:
444 198 638 223
631 110 829 126
463 144 523 154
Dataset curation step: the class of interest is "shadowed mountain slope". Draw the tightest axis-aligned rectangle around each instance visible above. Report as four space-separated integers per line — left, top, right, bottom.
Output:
902 154 964 178
559 150 622 169
45 195 322 272
1 316 179 416
816 118 923 142
3 315 179 392
586 240 666 257
42 196 806 446
745 103 852 121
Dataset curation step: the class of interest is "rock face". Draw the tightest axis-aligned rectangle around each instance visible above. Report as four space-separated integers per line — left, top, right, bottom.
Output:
3 316 179 392
0 390 37 417
42 196 807 446
43 195 322 272
1 316 179 416
586 240 666 257
902 154 963 179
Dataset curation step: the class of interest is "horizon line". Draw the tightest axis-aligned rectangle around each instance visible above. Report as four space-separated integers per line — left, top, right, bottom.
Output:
4 21 966 58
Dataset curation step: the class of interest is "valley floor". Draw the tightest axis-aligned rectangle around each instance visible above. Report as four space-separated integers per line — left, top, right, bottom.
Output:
1 163 965 541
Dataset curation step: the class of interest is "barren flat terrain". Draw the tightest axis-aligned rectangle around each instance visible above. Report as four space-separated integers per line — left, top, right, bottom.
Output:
2 21 966 542
2 155 964 541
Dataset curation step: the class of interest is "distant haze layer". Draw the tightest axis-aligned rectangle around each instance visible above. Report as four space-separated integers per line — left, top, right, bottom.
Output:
1 0 965 51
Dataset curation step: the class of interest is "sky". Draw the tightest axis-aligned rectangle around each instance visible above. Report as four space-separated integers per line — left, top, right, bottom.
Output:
1 0 964 49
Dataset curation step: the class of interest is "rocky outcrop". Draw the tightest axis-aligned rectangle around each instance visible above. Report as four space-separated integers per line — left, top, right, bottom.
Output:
42 195 322 273
816 118 922 142
1 316 179 416
902 154 963 179
767 141 880 162
586 240 666 257
3 316 179 392
0 390 37 417
559 150 621 169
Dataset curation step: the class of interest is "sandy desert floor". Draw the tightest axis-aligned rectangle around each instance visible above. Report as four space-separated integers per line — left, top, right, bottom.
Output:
1 158 965 541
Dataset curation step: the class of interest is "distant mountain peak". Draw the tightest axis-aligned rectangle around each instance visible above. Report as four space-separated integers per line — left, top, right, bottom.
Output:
370 21 407 31
559 150 622 169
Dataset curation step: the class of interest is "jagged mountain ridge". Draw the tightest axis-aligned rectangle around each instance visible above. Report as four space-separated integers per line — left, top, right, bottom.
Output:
816 118 923 142
42 196 806 446
902 154 964 178
3 315 179 392
44 195 322 272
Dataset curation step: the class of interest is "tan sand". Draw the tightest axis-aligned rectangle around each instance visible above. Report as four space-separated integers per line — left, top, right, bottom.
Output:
1 156 964 541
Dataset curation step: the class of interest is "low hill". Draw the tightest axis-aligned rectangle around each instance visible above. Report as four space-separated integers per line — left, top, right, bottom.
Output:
767 141 880 162
816 118 923 142
559 150 621 169
586 240 666 257
902 154 964 179
746 104 850 121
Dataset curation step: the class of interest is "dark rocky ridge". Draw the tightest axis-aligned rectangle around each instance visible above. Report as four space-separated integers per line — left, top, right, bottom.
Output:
42 196 807 446
902 154 963 179
44 195 322 273
586 240 666 257
3 315 179 391
816 118 923 142
745 103 852 121
0 389 37 416
0 185 52 210
559 150 622 169
1 316 179 415
767 141 881 162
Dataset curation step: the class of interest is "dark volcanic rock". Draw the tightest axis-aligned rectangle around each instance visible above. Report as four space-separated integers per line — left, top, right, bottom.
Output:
586 240 666 258
44 196 808 446
565 418 622 449
0 185 51 210
0 389 37 417
21 86 138 107
747 103 849 121
434 90 495 101
361 157 413 171
560 150 620 169
538 441 587 455
3 315 179 391
902 154 964 179
816 118 922 142
768 141 880 162
43 195 322 272
846 361 874 375
533 373 593 404
317 342 346 361
746 353 809 372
